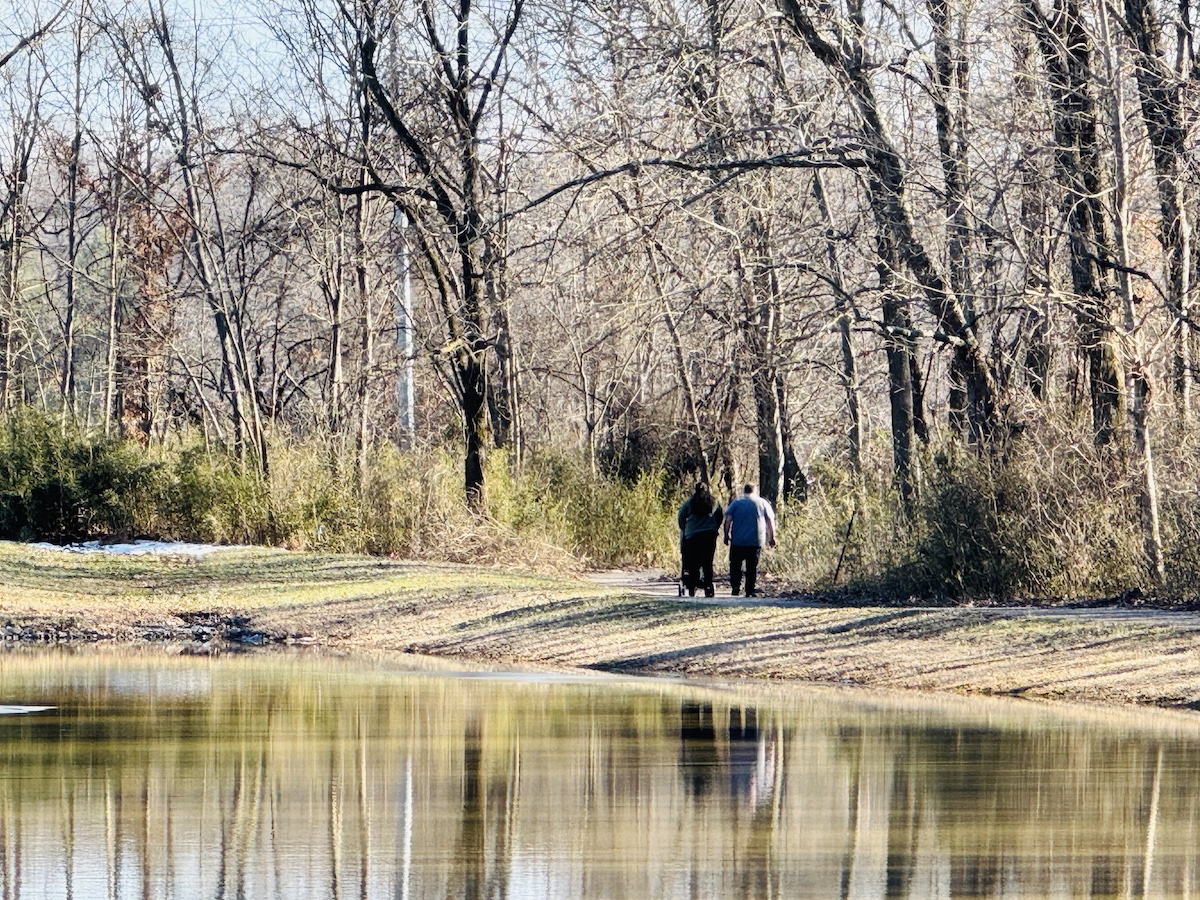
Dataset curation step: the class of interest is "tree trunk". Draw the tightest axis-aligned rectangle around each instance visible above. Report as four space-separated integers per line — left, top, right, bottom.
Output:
103 239 120 436
486 154 522 462
461 350 490 507
0 211 21 412
929 0 981 442
0 93 37 414
751 363 783 507
326 235 345 436
354 190 374 486
740 216 784 507
1122 0 1193 418
910 353 930 445
879 229 918 509
1027 0 1123 445
796 113 863 472
1099 2 1165 585
777 378 806 503
780 0 1001 447
60 13 84 426
488 299 522 460
714 375 740 497
1023 307 1052 400
884 290 917 511
457 206 492 506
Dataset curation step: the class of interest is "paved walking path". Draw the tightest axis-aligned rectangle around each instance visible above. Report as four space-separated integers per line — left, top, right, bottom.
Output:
584 569 809 606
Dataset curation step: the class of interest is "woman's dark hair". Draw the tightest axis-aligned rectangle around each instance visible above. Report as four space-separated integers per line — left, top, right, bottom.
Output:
691 482 714 517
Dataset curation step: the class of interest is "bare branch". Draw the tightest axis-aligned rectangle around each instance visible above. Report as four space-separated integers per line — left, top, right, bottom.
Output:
508 147 866 220
0 1 69 70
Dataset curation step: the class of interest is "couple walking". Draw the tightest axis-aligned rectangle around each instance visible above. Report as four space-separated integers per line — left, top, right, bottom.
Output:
677 483 777 598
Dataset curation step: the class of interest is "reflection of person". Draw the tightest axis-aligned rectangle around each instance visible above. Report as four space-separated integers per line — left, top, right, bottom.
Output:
678 701 717 797
677 483 723 597
727 706 759 800
722 484 776 597
727 706 777 809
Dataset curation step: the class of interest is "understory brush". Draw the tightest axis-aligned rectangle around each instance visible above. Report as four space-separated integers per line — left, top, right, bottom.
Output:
910 436 1143 600
264 445 678 569
0 411 171 540
781 422 1154 602
5 408 1199 599
769 459 910 592
0 413 678 571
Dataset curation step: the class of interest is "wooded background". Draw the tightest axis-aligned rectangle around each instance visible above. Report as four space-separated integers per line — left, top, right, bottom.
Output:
2 0 1199 598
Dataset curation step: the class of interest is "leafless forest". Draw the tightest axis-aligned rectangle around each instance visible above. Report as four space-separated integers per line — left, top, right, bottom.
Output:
2 0 1200 597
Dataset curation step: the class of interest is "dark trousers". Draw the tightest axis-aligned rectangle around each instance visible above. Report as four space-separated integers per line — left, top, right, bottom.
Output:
682 532 718 593
729 544 761 595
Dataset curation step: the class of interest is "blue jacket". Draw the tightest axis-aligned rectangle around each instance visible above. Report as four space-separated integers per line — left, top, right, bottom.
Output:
724 494 776 547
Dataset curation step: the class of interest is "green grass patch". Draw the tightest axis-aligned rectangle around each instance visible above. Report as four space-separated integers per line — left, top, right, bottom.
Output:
0 541 600 616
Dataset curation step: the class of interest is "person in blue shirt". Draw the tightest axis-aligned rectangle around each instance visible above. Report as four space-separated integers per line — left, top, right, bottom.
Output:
722 483 776 597
677 482 723 597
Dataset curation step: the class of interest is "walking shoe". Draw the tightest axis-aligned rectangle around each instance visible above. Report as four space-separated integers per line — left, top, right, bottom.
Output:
731 588 740 596
704 585 714 598
745 590 759 598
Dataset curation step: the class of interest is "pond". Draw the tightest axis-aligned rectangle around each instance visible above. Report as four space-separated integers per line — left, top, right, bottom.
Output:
0 648 1196 898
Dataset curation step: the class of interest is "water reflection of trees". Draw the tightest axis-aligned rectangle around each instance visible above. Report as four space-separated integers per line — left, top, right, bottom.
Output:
0 655 1195 897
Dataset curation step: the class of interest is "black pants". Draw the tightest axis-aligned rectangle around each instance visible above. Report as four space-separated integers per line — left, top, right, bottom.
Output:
682 532 718 594
729 544 761 595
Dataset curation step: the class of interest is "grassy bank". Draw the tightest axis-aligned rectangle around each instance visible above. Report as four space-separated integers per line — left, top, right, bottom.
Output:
3 542 1200 711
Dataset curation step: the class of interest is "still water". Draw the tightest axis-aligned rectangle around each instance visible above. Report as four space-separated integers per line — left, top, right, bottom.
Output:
0 650 1196 899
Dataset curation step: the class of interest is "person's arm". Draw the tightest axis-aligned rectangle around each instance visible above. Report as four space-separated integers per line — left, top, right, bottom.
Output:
764 501 777 548
723 511 732 545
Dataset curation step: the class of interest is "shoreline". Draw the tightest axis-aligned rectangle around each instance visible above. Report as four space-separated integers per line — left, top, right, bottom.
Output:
3 543 1200 712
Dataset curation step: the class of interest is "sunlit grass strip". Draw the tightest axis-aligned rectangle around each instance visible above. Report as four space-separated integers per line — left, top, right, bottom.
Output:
0 541 608 614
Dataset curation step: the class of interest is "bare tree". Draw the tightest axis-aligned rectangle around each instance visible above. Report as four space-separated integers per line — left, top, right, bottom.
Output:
348 0 527 505
1098 0 1164 583
1025 0 1124 445
0 55 47 410
102 2 276 469
1121 0 1197 415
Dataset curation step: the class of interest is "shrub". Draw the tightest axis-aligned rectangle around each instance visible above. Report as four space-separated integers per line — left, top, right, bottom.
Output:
167 446 270 544
907 433 1143 601
770 457 908 592
0 411 170 541
493 451 678 567
780 423 1147 603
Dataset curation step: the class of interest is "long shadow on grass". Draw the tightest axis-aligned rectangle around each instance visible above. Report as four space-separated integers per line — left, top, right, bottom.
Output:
452 598 1014 642
452 594 739 634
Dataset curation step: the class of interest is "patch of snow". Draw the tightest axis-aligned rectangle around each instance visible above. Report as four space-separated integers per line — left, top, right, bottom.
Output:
29 539 250 557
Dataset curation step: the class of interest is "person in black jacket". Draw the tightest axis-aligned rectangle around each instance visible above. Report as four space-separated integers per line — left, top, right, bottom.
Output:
677 483 723 597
